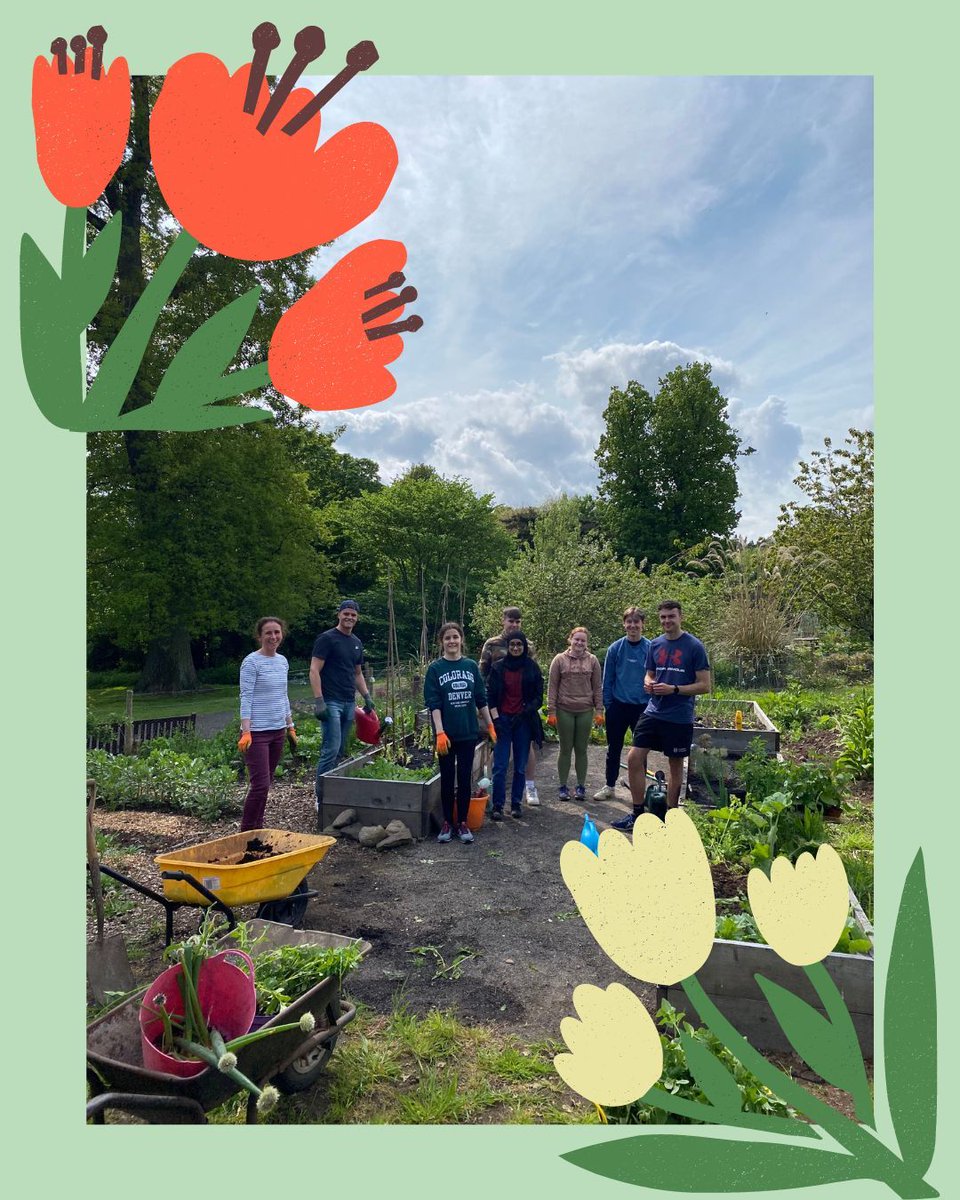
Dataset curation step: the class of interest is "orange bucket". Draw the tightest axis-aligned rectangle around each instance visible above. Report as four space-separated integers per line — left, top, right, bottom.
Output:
461 791 487 832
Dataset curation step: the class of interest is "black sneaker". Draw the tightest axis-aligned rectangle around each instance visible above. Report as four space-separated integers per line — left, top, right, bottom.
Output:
511 806 523 819
490 808 504 822
611 809 642 831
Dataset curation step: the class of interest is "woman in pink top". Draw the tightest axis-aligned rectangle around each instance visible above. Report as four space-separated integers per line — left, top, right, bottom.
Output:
547 627 603 801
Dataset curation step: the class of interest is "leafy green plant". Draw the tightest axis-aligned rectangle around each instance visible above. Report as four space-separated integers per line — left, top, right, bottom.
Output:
408 944 479 981
86 747 238 819
351 756 436 782
835 691 874 780
603 1002 796 1125
242 939 365 1015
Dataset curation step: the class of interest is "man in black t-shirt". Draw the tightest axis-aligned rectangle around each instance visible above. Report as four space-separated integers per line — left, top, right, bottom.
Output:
310 599 375 802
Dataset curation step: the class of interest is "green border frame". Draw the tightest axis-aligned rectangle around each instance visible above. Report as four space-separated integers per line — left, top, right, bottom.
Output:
4 1 955 1194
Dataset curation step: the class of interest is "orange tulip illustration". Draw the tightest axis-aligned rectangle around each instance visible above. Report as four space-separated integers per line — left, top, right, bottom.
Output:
269 239 423 411
151 23 398 261
32 26 130 207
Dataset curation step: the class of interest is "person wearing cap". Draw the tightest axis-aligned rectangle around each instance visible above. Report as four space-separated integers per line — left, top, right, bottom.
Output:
480 605 543 806
310 599 375 803
486 630 544 820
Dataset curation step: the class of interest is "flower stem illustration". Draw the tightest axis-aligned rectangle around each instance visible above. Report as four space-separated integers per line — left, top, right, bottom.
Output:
21 23 423 432
558 814 938 1197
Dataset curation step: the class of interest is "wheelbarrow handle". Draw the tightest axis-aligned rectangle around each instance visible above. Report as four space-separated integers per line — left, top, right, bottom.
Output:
86 1091 206 1124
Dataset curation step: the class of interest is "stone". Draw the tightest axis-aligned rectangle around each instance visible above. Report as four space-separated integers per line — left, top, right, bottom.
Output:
358 824 388 847
336 822 364 842
332 808 358 829
376 830 414 851
384 819 412 837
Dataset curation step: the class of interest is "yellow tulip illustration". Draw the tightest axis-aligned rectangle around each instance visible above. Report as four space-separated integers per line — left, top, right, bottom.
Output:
747 843 849 966
554 982 663 1106
560 810 716 984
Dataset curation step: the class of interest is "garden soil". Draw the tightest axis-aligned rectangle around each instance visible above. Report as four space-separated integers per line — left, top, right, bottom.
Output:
91 742 662 1040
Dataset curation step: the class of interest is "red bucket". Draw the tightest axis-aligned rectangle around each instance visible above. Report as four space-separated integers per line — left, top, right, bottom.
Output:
139 949 256 1077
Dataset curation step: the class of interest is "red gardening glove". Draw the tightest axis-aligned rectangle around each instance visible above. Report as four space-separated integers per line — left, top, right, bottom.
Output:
487 723 497 744
436 732 451 756
238 731 252 752
547 714 557 728
594 712 605 727
287 726 298 750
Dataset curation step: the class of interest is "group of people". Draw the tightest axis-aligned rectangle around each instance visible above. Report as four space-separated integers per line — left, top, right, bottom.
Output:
236 596 710 841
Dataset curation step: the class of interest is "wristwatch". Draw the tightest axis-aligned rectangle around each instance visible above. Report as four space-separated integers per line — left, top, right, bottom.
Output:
673 685 680 695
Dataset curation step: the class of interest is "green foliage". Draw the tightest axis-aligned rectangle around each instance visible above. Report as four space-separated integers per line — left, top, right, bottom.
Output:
604 1002 795 1124
86 747 238 819
332 466 515 659
350 756 436 782
776 429 873 642
689 538 800 687
714 899 870 955
835 691 874 780
245 940 365 1015
473 495 647 660
595 363 748 566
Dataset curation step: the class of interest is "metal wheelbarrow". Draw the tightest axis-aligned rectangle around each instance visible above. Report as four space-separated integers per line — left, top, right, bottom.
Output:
86 920 371 1124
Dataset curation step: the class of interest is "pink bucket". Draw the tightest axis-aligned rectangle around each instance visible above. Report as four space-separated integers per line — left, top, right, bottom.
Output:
139 949 256 1077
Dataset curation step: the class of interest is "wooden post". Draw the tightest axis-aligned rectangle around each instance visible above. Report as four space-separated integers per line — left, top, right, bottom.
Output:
123 689 134 755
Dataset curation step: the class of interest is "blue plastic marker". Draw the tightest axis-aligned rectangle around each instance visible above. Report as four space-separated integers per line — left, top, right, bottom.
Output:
580 811 599 855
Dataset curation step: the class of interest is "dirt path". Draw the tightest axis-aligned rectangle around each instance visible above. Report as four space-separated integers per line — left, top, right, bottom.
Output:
93 742 665 1042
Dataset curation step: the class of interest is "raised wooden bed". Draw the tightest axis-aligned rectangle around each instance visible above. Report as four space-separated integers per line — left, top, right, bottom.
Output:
657 890 873 1056
319 746 442 839
692 698 780 756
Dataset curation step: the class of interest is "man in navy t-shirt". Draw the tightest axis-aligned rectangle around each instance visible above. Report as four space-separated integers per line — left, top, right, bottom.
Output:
611 600 711 830
310 599 375 803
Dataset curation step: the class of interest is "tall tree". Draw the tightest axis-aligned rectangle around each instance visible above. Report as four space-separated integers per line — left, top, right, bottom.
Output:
473 496 647 660
595 362 749 566
775 429 874 642
86 76 321 689
333 467 516 660
87 426 335 690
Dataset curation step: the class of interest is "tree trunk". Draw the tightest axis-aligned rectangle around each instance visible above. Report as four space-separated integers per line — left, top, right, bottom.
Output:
137 627 198 693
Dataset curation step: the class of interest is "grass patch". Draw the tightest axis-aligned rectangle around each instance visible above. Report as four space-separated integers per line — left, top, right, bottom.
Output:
87 682 313 721
206 1002 598 1126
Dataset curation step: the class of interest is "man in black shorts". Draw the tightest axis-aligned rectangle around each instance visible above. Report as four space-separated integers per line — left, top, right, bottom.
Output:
611 600 710 830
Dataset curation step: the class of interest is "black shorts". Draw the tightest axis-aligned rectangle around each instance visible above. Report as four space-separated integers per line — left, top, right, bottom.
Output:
631 713 694 759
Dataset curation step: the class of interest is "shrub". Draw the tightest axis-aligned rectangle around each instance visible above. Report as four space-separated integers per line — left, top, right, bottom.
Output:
835 692 874 780
86 747 238 820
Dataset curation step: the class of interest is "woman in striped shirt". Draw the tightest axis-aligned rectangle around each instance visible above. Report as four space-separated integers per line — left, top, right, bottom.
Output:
238 616 296 831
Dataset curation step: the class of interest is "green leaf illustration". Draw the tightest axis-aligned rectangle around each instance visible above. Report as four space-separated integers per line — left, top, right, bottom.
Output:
755 972 872 1120
19 232 81 427
562 1134 861 1191
679 1031 744 1114
885 850 936 1174
67 210 123 328
133 285 268 431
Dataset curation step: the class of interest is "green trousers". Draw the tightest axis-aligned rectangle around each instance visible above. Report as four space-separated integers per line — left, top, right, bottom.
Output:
557 708 593 786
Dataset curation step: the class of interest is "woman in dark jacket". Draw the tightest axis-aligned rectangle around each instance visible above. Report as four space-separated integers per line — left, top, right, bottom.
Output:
486 631 544 820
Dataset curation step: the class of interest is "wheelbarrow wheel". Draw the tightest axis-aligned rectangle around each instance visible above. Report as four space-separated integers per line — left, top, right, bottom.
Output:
275 1033 338 1093
256 881 309 927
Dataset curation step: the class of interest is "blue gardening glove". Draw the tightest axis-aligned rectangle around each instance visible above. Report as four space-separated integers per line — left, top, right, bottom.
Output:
314 696 328 720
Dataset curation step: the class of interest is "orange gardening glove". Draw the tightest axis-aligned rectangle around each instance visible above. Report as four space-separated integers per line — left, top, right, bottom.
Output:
436 732 451 755
487 723 497 744
238 731 252 752
287 726 298 750
547 714 557 728
594 712 605 727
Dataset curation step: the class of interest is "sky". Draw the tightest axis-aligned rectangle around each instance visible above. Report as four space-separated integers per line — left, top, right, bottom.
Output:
302 73 873 539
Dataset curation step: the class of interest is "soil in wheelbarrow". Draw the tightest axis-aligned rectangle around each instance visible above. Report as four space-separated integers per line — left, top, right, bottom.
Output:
91 742 667 1041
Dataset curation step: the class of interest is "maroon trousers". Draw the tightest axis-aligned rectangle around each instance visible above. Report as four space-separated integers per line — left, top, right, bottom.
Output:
240 727 286 831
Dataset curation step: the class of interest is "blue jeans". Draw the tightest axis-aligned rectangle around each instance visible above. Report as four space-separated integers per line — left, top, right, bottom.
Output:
492 715 532 811
315 699 355 798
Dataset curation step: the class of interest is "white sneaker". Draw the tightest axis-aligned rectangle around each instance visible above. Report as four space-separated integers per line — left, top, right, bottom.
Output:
525 782 540 806
593 784 616 802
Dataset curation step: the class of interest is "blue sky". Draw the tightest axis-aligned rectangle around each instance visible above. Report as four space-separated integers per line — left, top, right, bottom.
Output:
301 73 873 538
